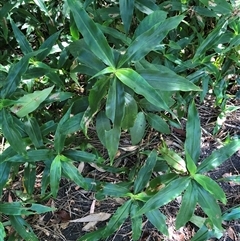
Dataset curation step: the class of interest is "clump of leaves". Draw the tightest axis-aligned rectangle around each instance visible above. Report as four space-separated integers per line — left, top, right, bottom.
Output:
78 101 240 240
0 0 240 240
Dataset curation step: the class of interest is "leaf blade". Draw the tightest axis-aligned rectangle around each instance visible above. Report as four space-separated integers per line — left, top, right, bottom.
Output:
67 0 114 67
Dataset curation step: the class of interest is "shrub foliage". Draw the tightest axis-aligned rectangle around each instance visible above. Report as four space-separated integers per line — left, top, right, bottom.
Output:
0 0 240 240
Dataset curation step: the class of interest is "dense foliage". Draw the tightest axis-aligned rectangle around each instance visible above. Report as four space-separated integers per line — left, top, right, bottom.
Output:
0 0 240 240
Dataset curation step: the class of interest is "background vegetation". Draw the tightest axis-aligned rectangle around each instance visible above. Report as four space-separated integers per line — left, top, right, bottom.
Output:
0 0 240 240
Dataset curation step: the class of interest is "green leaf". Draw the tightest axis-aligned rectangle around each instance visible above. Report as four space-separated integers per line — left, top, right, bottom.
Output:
23 163 36 195
193 21 228 60
68 39 106 72
10 18 32 55
80 78 109 134
134 0 158 14
146 173 178 195
106 78 125 127
0 55 30 98
185 149 197 176
105 126 121 163
2 109 26 155
219 175 240 183
130 202 142 241
62 150 96 163
197 139 240 173
67 0 115 67
197 184 223 230
0 162 11 196
10 86 54 117
121 93 138 129
27 203 55 214
54 106 72 153
0 222 6 240
223 207 240 221
97 183 131 198
24 117 43 148
134 150 157 194
190 225 212 241
146 113 170 134
102 199 131 238
77 227 104 241
50 155 62 198
98 24 131 45
6 149 54 163
9 216 38 241
184 101 201 164
134 10 167 37
137 177 190 216
118 15 184 66
96 111 111 146
116 68 171 113
199 0 232 14
70 12 79 40
130 112 146 145
194 174 227 204
119 0 134 33
146 209 168 236
175 181 198 229
0 202 54 216
36 31 61 61
62 160 89 190
60 113 83 136
160 144 187 173
139 69 201 91
33 0 50 16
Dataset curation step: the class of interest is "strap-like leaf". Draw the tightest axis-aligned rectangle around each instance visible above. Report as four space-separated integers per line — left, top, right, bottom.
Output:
0 55 29 98
130 202 142 241
1 109 26 155
134 150 157 194
50 155 62 198
139 69 201 91
62 160 88 190
80 77 109 134
197 139 240 173
134 10 167 37
146 113 170 134
105 126 121 163
36 31 61 61
0 162 11 196
10 86 54 118
10 18 32 55
197 184 223 230
106 78 125 127
96 111 111 147
146 209 168 236
121 93 138 129
102 199 131 238
119 0 135 33
130 112 146 145
23 163 36 195
136 177 190 216
116 68 171 113
175 181 198 229
67 0 115 67
0 222 6 240
9 216 38 241
118 15 184 66
194 174 227 204
184 101 201 164
54 106 72 153
24 117 43 148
